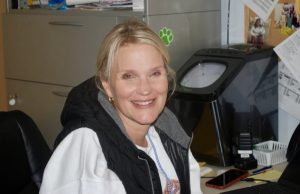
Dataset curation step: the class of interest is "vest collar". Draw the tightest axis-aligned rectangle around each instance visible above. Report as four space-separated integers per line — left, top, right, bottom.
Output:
97 90 191 149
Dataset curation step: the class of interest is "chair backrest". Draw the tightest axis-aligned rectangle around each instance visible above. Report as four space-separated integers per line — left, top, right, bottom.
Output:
287 123 300 162
0 110 52 194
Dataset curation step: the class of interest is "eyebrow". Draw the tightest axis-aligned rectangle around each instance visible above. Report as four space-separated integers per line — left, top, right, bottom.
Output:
118 65 165 73
150 65 165 71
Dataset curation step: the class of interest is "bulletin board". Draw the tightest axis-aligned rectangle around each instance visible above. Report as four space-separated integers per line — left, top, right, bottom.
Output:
244 0 299 47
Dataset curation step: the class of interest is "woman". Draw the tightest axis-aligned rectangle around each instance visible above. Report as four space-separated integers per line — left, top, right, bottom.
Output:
40 19 202 194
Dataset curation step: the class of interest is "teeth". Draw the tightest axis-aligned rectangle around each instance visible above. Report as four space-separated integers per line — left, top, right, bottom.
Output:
134 100 153 106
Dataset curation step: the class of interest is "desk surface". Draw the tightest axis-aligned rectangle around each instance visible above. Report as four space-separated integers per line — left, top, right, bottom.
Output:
200 162 287 194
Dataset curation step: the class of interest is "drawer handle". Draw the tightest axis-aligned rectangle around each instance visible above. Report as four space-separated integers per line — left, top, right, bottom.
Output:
52 91 69 97
48 21 84 27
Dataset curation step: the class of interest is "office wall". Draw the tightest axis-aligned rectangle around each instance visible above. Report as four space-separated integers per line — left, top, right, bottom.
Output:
0 1 8 111
221 0 299 144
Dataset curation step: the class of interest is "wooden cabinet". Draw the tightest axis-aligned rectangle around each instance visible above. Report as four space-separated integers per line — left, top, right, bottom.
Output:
4 14 116 86
3 0 221 148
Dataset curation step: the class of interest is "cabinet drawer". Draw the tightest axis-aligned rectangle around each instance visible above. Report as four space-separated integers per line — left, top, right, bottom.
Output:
7 79 72 148
4 14 116 86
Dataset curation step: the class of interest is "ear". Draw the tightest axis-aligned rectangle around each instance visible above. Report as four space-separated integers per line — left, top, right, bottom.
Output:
101 80 113 98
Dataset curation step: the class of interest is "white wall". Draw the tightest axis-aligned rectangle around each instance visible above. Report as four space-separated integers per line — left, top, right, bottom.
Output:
221 0 299 144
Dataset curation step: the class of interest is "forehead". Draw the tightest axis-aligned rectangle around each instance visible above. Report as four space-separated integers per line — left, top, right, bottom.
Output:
113 43 164 71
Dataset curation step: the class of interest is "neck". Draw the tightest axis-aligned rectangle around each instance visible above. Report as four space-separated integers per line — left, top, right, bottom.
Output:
124 123 150 147
130 134 148 147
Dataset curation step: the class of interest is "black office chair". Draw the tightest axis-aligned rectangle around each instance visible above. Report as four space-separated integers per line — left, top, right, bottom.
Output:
287 122 300 162
0 110 52 194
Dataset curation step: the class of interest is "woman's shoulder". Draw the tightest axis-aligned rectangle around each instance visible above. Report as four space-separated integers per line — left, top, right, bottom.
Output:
66 127 99 140
55 127 101 153
40 127 126 194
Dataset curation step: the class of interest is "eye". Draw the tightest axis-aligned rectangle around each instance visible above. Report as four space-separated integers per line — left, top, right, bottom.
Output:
151 70 162 77
121 73 134 80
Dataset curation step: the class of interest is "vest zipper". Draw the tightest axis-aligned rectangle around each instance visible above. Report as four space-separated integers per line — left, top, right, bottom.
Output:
186 132 194 190
188 132 193 149
138 156 155 194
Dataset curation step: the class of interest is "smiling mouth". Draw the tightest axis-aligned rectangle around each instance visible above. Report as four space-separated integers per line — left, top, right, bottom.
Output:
133 99 154 106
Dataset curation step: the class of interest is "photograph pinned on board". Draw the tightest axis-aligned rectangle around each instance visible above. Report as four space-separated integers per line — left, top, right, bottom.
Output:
274 1 300 36
245 0 300 47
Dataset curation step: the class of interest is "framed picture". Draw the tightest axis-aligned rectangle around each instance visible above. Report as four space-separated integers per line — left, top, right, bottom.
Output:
244 0 299 47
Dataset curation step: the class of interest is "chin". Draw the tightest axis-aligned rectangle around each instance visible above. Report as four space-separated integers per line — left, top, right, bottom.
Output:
135 115 159 126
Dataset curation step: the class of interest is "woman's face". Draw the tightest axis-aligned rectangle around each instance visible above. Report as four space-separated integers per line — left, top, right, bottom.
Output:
102 43 168 129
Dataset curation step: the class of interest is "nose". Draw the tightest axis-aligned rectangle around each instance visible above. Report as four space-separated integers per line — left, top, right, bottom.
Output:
137 77 152 95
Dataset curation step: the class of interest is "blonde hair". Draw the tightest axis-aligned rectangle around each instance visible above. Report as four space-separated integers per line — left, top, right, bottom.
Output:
95 19 176 95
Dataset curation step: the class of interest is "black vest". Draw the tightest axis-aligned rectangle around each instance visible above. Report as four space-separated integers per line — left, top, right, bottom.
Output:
55 78 192 194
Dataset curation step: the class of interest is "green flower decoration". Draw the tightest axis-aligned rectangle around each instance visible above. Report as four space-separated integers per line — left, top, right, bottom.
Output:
159 27 174 47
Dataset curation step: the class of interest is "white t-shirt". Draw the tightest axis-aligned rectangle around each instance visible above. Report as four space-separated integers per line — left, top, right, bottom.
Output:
39 127 202 194
136 126 180 193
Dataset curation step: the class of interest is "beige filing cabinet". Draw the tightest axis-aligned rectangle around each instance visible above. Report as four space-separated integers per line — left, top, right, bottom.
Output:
3 0 221 148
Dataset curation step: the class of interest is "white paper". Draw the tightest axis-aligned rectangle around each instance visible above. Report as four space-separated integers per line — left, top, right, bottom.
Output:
200 167 212 176
132 0 143 10
241 0 279 21
274 29 300 84
278 61 300 120
40 0 48 5
66 0 99 5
